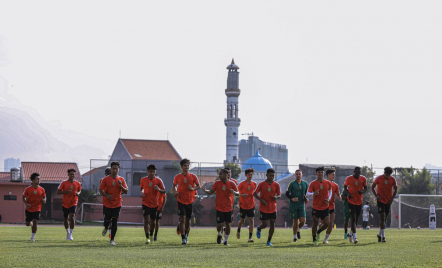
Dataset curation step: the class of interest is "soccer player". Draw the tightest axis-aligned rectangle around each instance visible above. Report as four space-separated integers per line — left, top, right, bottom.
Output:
202 169 238 246
322 168 341 244
306 167 332 246
344 166 367 244
22 173 46 242
57 168 82 241
285 169 308 242
341 188 351 239
253 168 281 246
99 161 129 246
372 166 397 243
225 167 238 186
140 164 165 244
237 168 257 242
362 202 370 229
152 182 167 242
173 158 200 244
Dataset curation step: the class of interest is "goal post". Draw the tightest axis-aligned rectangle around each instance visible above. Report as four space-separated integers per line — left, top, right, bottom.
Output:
78 202 144 225
398 194 442 229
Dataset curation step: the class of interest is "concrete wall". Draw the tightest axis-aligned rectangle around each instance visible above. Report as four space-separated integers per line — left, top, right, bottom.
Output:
0 182 28 223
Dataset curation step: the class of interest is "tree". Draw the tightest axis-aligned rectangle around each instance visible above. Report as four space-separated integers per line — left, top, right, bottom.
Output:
216 162 242 180
362 166 377 205
398 167 435 194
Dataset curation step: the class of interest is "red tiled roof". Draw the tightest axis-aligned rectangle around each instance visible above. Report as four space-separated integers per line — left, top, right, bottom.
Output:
120 139 181 161
22 162 82 183
0 172 11 182
82 166 106 177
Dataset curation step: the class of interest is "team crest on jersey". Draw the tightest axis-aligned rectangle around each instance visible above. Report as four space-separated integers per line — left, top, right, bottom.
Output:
299 185 302 189
267 187 271 192
217 217 220 221
34 190 37 195
320 185 323 190
70 185 73 189
222 186 226 191
384 180 388 184
149 182 152 187
248 186 251 191
183 179 187 183
112 181 116 186
379 207 382 211
355 182 359 186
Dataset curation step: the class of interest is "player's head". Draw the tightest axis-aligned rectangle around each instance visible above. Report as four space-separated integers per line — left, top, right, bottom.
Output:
384 166 393 178
316 166 325 179
30 172 40 185
245 168 254 180
219 168 228 181
366 201 369 205
110 161 120 176
147 164 156 178
224 167 231 178
67 168 76 180
104 167 111 176
180 158 190 172
326 168 336 181
353 166 361 178
295 169 302 180
266 168 275 182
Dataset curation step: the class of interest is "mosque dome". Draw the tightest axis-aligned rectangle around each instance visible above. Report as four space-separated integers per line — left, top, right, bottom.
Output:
242 150 273 172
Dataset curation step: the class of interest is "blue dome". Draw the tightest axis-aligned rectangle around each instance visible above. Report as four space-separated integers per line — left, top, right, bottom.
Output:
277 171 291 181
242 150 273 172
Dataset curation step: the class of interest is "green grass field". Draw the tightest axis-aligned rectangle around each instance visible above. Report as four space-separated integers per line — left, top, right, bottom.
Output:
0 225 441 268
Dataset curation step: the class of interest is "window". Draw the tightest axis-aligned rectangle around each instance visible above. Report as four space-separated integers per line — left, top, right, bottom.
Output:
133 172 147 186
4 195 17 201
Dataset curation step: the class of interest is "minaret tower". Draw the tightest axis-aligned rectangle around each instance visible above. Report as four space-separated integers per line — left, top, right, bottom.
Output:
224 59 241 163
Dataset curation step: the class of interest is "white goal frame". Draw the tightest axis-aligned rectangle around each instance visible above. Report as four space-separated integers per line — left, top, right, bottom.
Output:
398 194 442 229
78 202 144 225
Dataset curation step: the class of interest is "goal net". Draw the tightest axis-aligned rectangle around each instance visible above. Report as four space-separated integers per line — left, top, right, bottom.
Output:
392 194 442 229
78 203 144 225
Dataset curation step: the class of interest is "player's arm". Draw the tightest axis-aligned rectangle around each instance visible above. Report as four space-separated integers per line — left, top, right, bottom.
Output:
42 191 47 204
336 188 342 201
57 182 71 195
371 182 379 199
140 187 145 198
162 194 167 211
325 190 332 204
389 185 398 205
285 183 292 199
253 192 266 205
118 179 128 194
154 185 166 194
201 185 215 195
273 186 281 200
359 185 368 194
22 195 31 208
344 185 352 199
172 177 179 197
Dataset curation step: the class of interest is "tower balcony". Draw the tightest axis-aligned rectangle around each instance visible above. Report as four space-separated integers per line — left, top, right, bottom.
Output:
225 88 241 96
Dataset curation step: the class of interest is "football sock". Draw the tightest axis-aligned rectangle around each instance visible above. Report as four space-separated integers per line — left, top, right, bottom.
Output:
267 236 272 242
237 228 241 233
150 231 153 236
104 220 110 229
224 234 229 242
218 231 222 236
381 229 385 237
70 229 74 234
31 233 36 239
249 233 253 239
66 229 69 233
353 233 357 239
293 235 296 240
324 234 330 241
111 218 118 240
313 235 317 242
181 234 186 240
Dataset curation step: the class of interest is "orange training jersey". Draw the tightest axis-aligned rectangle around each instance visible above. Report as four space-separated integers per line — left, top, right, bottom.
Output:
173 173 199 205
99 175 128 208
230 178 238 186
344 175 367 205
254 181 281 214
211 180 237 212
308 179 332 211
58 180 82 208
328 181 339 210
157 192 165 211
23 186 46 212
238 180 257 210
140 177 165 208
373 175 397 204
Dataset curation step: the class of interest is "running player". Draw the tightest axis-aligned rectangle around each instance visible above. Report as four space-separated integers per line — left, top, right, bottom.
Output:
236 168 257 242
372 166 397 243
140 165 165 244
285 169 308 242
202 169 238 246
225 167 238 186
344 166 367 244
323 168 341 244
173 158 200 244
341 188 351 239
57 168 82 241
362 202 370 229
254 168 281 246
99 161 129 246
307 167 332 246
22 173 46 242
152 174 167 242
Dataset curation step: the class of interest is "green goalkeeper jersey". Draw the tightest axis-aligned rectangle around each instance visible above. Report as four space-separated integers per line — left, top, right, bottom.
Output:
287 180 308 208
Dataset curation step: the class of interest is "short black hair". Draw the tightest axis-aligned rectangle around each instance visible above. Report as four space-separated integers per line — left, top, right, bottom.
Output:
219 169 228 174
295 169 302 173
384 166 393 175
354 166 361 171
104 167 111 175
326 169 336 176
224 167 231 171
245 168 254 175
180 158 190 167
110 161 120 168
67 168 76 174
147 164 157 171
266 168 275 174
316 166 325 172
30 173 40 181
366 201 369 204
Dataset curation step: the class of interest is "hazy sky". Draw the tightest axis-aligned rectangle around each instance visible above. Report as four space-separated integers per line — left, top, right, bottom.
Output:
1 1 441 171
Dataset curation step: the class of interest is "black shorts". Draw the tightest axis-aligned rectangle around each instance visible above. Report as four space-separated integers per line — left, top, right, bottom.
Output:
329 209 335 214
312 208 330 220
377 202 391 216
240 207 255 218
25 210 40 222
142 205 158 220
155 210 162 220
177 202 193 219
62 206 77 218
348 203 362 218
260 211 277 221
216 210 233 223
103 206 122 220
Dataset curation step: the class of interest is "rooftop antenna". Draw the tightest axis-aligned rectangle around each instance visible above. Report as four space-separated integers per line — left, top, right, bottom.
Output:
119 130 121 138
242 132 254 137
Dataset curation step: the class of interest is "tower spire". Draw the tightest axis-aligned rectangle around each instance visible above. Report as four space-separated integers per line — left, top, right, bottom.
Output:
224 59 241 163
